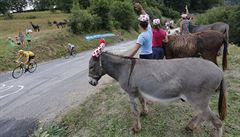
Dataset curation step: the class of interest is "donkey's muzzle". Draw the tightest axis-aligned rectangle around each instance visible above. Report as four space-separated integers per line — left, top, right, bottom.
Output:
89 78 98 86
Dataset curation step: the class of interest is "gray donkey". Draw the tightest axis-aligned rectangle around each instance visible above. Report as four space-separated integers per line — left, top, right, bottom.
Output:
89 52 227 137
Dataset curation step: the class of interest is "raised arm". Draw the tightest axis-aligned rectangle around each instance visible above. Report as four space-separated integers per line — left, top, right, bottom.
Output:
134 3 147 15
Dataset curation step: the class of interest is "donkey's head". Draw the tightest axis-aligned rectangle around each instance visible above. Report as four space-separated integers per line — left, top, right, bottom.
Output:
89 40 106 86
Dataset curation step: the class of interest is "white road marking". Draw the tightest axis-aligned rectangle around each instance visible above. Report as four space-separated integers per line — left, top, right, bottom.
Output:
0 84 6 89
0 85 24 100
0 85 13 93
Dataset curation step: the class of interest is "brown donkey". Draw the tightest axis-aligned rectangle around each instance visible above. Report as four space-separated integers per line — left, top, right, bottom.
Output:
89 51 227 137
165 30 228 71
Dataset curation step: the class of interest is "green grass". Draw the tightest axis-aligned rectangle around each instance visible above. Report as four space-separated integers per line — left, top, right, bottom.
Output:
0 11 69 37
0 11 139 72
32 45 240 137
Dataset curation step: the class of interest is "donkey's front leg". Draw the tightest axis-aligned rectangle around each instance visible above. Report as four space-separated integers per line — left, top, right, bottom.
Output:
129 95 141 133
139 94 148 117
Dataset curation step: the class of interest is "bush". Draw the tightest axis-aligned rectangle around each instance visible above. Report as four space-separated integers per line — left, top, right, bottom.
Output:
146 7 162 20
69 9 98 34
160 6 179 19
195 5 240 45
110 1 135 30
90 0 111 30
3 12 13 20
69 2 98 34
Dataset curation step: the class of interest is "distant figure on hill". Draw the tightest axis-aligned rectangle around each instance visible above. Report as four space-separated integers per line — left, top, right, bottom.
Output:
25 32 32 47
19 32 25 47
15 36 21 46
7 37 16 49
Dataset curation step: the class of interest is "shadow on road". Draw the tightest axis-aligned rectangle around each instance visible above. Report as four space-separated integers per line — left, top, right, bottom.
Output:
0 118 39 137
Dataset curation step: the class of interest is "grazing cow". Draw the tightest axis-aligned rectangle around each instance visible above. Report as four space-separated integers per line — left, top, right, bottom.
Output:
30 22 40 32
53 20 67 29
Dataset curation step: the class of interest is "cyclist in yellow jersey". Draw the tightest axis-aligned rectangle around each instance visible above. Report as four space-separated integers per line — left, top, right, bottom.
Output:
16 50 35 65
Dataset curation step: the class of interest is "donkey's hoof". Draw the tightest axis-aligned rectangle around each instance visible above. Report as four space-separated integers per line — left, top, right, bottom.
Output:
185 124 196 132
140 111 148 117
131 126 141 133
131 123 141 133
211 127 223 137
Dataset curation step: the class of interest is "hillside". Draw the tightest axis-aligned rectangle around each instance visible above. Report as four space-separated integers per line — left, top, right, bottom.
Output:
0 11 138 72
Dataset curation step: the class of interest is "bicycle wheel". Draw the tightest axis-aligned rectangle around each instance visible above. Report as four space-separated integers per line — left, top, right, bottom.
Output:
12 66 24 79
28 61 37 73
64 52 70 59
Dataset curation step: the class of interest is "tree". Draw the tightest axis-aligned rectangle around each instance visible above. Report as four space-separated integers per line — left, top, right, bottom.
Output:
34 0 56 10
0 0 10 14
110 1 135 30
190 0 223 12
79 0 90 9
8 0 28 12
164 0 190 13
90 0 111 30
69 1 97 33
56 0 73 12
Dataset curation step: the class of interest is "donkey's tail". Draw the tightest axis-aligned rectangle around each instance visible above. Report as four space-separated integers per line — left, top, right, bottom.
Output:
222 38 228 71
218 79 227 120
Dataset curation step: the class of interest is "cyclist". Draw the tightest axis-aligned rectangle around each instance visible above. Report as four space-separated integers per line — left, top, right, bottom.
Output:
16 50 35 71
67 43 75 55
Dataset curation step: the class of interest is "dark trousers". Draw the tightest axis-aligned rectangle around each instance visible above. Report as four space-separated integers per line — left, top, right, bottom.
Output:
139 54 153 59
152 47 164 59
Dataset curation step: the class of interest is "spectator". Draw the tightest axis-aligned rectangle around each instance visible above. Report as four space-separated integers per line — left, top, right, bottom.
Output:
152 19 168 59
25 31 32 47
129 3 153 59
7 37 16 48
180 14 190 35
19 32 25 47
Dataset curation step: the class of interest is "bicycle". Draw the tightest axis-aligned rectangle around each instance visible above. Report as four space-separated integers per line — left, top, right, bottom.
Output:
12 61 37 79
64 48 76 59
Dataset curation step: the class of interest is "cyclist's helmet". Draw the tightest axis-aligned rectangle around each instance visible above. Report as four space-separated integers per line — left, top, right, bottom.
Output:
153 19 160 25
18 49 24 54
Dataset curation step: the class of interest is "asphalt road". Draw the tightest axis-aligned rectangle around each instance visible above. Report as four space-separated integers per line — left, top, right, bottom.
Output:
0 41 135 137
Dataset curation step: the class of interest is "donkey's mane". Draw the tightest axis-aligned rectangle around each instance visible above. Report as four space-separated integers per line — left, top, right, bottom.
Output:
104 51 137 60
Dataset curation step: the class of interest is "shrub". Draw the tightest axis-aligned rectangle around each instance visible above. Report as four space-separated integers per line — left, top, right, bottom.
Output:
90 0 111 30
146 7 162 20
195 5 240 45
160 6 179 19
3 12 13 20
110 1 135 30
69 9 98 34
69 2 98 34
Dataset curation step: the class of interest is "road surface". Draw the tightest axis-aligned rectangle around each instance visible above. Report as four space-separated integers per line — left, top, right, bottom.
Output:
0 41 135 137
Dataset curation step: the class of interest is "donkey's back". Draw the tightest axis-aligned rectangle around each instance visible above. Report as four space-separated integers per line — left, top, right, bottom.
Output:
129 58 223 103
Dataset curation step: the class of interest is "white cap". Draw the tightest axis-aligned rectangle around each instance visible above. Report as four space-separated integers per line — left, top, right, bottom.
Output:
138 14 149 22
153 19 160 25
181 14 187 18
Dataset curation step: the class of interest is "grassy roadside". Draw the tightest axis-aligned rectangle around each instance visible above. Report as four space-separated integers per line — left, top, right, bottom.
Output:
0 11 138 72
32 45 240 137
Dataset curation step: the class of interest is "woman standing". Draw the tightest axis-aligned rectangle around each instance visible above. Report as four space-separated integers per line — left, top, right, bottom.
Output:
152 19 168 59
129 3 152 59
